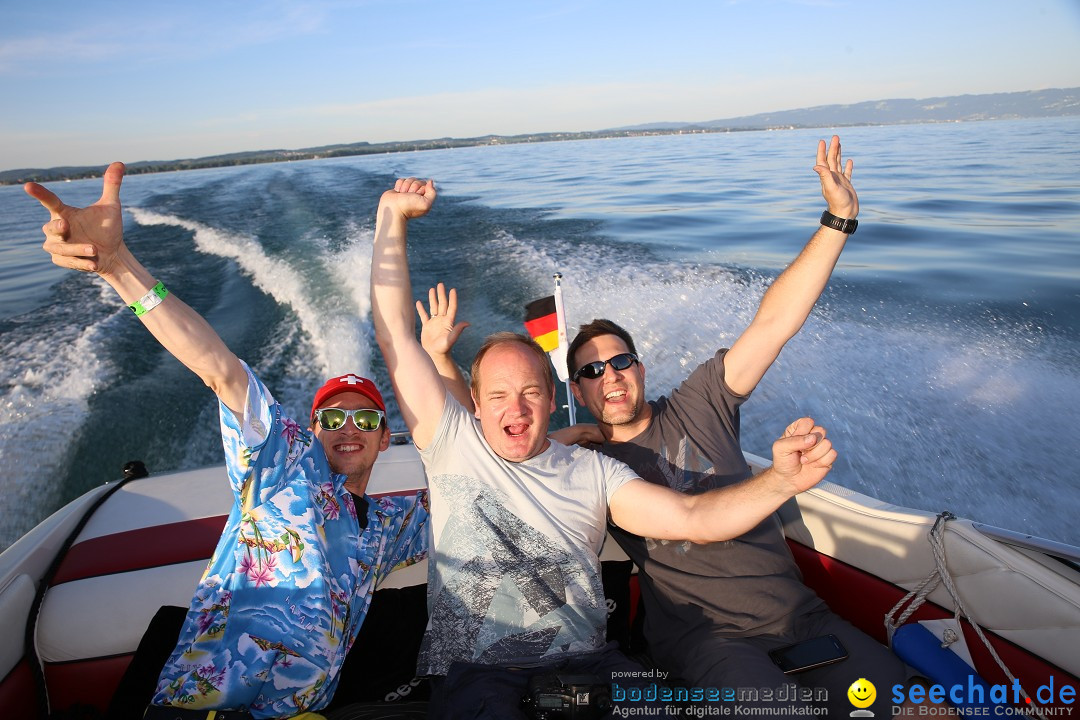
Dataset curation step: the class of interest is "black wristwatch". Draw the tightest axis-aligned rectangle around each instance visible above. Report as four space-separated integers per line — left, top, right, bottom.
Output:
820 210 858 235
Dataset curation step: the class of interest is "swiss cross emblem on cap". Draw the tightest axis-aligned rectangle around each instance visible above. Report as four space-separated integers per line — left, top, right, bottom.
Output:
340 374 366 385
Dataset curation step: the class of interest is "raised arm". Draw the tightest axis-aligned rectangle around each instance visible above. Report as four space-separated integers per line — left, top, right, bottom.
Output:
370 178 447 448
417 282 474 413
609 417 835 543
723 135 858 396
24 163 248 413
548 423 603 447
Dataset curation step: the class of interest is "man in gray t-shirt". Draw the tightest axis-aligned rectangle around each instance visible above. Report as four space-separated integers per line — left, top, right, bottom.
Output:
370 177 843 719
562 137 907 718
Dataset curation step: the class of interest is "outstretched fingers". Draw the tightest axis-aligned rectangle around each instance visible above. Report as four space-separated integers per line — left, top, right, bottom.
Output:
418 283 450 323
24 182 64 220
445 285 459 319
25 162 125 219
830 136 853 179
814 136 854 179
828 136 841 171
24 164 128 276
833 138 854 181
415 299 430 323
445 288 469 341
97 162 126 206
813 136 858 217
434 282 449 315
421 282 451 319
417 282 469 354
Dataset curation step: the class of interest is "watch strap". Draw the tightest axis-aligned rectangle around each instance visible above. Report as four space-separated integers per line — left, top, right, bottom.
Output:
820 210 858 235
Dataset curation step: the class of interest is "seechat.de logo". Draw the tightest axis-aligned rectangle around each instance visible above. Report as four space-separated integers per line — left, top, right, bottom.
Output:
848 678 877 717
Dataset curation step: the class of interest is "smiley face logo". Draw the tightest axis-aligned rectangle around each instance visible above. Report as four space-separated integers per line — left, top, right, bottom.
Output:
847 678 877 709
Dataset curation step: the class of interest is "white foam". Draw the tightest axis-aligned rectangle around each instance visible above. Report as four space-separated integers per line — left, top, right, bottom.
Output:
129 208 372 381
485 226 756 393
0 276 119 548
500 237 1079 542
323 217 375 377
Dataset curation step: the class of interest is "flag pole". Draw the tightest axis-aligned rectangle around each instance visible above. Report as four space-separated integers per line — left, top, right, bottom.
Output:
553 272 577 426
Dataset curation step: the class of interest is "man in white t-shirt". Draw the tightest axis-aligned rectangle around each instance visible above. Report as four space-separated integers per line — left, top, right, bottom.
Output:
370 177 840 720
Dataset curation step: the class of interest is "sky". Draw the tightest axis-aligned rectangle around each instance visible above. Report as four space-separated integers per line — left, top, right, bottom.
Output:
2 0 1079 171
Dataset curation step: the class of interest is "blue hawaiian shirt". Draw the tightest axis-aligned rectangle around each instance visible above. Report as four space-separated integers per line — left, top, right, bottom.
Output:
151 362 428 718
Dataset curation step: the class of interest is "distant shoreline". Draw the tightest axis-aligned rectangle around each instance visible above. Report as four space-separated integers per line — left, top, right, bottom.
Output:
0 127 706 185
0 121 1032 186
2 126 764 186
5 86 1077 185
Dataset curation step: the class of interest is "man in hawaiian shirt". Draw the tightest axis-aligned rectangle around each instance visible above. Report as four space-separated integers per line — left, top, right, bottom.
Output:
25 164 429 719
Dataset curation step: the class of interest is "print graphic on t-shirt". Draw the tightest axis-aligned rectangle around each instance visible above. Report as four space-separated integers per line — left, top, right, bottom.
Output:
657 436 717 494
420 474 606 673
647 438 743 553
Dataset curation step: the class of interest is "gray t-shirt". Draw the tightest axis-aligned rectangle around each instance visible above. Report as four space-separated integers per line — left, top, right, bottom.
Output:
417 396 637 676
602 350 823 667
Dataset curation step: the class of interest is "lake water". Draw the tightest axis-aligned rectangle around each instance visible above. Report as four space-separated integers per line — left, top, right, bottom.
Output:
1 117 1078 552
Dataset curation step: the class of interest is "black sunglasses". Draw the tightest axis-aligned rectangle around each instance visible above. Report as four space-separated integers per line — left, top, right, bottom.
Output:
572 352 639 382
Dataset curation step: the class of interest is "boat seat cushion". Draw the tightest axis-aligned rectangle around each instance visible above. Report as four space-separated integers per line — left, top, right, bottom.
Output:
92 559 638 716
104 586 433 717
106 605 189 720
329 583 432 707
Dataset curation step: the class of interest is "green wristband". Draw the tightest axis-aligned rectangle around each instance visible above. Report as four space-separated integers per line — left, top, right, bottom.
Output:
128 281 169 317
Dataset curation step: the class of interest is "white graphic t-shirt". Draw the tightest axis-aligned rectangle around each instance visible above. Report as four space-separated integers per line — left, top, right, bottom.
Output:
417 396 636 676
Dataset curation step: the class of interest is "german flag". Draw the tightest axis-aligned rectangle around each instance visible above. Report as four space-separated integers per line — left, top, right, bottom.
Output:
523 295 559 352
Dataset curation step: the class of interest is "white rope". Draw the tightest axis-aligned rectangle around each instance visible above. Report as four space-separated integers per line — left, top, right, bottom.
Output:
885 511 1047 719
885 512 954 640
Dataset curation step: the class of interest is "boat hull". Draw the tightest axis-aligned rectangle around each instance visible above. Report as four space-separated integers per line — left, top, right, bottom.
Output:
2 444 1078 715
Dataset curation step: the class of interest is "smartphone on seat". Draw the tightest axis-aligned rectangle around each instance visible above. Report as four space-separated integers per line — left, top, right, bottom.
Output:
768 634 849 673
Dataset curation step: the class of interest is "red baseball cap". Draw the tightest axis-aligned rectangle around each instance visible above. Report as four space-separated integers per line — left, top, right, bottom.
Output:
309 373 386 423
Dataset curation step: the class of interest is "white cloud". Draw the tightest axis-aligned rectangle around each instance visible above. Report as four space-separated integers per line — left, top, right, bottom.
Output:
0 2 339 75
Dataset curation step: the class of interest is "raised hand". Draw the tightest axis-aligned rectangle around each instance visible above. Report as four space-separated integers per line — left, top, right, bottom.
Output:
371 177 454 444
813 136 858 219
769 417 836 494
379 177 437 220
24 162 127 275
417 282 470 356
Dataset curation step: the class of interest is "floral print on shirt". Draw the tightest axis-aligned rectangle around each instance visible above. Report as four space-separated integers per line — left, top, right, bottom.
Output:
151 363 428 718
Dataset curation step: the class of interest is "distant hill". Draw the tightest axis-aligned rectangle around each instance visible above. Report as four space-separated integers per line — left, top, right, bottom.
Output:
3 87 1077 185
614 87 1080 132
